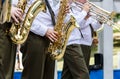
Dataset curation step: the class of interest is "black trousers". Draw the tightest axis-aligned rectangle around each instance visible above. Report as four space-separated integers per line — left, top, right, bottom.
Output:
81 44 91 70
0 22 17 79
61 44 89 79
21 32 55 79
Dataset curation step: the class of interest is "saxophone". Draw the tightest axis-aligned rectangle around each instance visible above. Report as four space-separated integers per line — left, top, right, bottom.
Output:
48 0 79 60
9 0 46 44
0 0 11 24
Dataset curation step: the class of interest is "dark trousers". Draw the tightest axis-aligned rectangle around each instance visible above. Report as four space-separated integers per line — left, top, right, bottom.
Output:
21 32 55 79
81 44 91 70
61 44 89 79
0 22 17 79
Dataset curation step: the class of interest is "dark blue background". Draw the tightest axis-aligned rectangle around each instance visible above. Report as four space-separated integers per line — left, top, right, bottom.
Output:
14 70 120 79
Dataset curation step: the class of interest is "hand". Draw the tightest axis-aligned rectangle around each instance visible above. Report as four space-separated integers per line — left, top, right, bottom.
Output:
11 6 23 23
84 13 91 20
92 37 98 45
76 0 87 4
45 28 58 42
82 2 91 13
65 3 70 14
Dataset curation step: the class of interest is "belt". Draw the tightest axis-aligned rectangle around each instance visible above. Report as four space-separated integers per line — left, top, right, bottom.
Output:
29 31 46 39
29 31 50 43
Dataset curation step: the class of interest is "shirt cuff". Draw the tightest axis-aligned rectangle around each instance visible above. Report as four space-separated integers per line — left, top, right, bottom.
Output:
38 26 48 36
81 10 87 18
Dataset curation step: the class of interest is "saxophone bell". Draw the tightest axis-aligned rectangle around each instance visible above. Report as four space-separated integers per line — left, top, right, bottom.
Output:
9 0 46 44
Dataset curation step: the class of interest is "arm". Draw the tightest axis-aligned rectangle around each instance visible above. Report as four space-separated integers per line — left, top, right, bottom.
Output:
30 15 49 37
89 17 102 31
31 13 58 42
71 2 91 29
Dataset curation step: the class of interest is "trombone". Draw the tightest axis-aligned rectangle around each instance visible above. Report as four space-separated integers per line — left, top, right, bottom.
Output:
73 0 120 31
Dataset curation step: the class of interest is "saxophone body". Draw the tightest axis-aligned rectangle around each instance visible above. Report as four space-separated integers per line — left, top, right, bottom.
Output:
48 0 78 60
0 0 11 24
9 0 46 44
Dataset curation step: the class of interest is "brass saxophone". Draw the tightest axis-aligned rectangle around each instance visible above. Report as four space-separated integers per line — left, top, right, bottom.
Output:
9 0 46 44
48 0 79 60
0 0 11 24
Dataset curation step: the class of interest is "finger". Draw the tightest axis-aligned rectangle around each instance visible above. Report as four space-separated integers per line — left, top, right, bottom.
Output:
15 12 21 18
52 32 59 40
65 7 70 13
50 34 58 42
52 32 58 38
12 15 19 23
17 15 24 22
14 12 23 22
53 31 58 36
16 10 23 17
17 8 23 13
48 37 54 42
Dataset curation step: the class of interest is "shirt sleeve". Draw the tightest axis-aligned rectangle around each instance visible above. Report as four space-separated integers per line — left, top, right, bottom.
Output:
25 0 48 36
89 18 102 31
70 2 87 23
73 10 87 29
70 4 87 29
30 13 49 36
11 0 18 6
75 10 87 24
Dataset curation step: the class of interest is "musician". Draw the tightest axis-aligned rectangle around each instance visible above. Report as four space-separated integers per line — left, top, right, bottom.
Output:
20 0 59 79
0 0 23 79
61 0 101 79
75 0 102 71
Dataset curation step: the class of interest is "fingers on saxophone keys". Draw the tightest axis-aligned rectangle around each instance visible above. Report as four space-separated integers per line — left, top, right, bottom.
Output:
14 13 22 22
11 6 23 23
16 8 24 22
50 31 58 42
12 15 19 23
65 4 70 13
17 8 23 13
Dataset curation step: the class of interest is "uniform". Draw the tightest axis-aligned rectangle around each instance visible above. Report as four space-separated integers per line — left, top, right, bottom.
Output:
20 0 59 79
61 1 101 79
0 1 17 79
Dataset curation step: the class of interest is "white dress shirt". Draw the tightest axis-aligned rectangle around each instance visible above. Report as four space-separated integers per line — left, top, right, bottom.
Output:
28 0 58 36
67 2 101 46
79 17 101 46
12 0 18 5
66 2 88 45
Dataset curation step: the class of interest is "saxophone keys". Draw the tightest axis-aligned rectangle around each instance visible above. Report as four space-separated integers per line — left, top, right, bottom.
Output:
29 13 34 18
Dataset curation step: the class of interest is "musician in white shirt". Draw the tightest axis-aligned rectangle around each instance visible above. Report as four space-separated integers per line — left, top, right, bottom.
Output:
75 0 101 71
20 0 60 79
61 0 101 79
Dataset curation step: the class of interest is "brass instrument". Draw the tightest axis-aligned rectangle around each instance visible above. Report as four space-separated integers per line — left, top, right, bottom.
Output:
9 0 46 44
74 0 120 31
48 0 79 60
0 0 11 24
